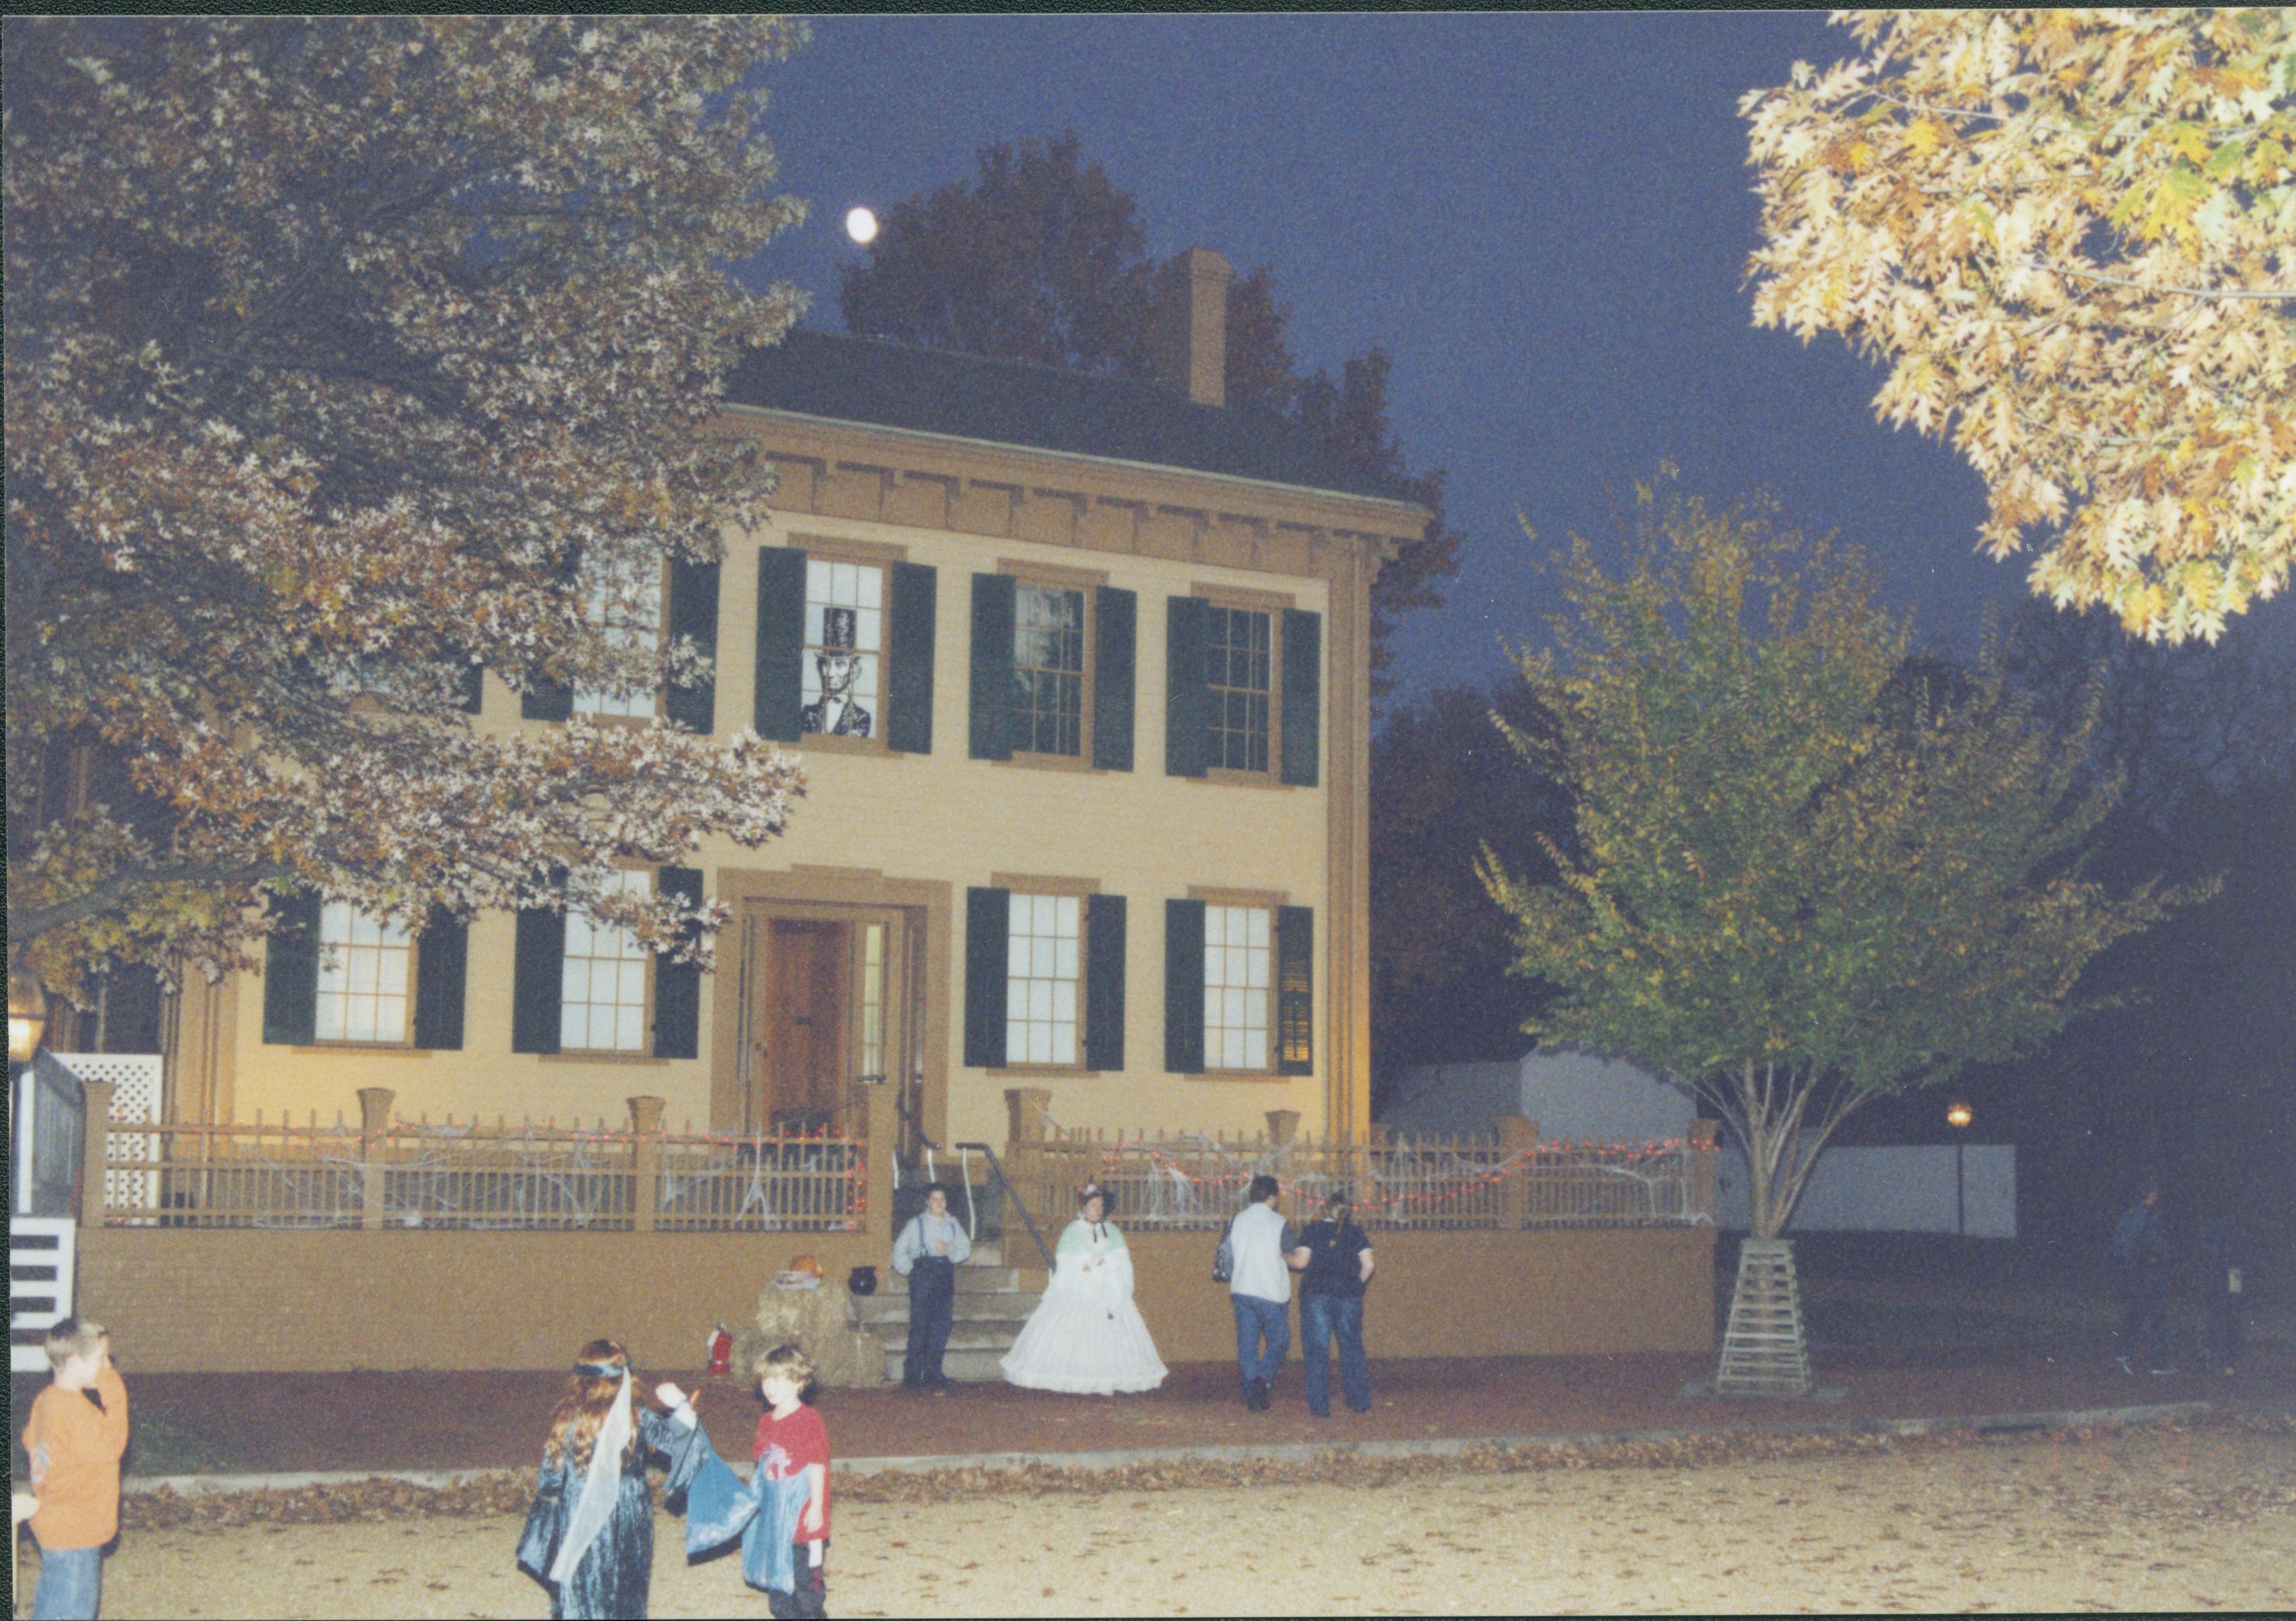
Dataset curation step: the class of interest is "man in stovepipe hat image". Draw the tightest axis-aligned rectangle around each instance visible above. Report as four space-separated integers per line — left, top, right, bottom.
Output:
800 604 873 738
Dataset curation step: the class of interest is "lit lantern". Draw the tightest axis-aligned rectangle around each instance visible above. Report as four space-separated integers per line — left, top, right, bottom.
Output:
8 965 48 1065
1945 1100 1973 1131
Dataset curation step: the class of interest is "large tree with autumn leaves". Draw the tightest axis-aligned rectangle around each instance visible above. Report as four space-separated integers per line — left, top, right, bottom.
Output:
4 17 811 997
1742 9 2295 644
1480 478 2190 1246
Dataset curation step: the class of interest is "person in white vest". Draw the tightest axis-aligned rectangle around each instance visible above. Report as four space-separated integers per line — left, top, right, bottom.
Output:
1224 1174 1308 1410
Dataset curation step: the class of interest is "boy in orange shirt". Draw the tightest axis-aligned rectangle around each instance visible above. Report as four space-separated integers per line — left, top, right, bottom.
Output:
21 1318 130 1620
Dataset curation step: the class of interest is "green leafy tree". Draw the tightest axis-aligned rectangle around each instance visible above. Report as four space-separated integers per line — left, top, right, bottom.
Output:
1480 477 2191 1245
838 132 1460 696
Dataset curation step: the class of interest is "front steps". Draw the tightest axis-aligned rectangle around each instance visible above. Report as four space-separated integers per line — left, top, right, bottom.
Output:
848 1241 1046 1383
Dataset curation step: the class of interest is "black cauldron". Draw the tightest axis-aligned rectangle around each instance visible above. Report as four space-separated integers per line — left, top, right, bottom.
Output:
847 1265 878 1297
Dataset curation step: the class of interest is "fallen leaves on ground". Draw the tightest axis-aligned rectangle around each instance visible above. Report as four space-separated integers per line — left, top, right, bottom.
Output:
117 1409 2294 1529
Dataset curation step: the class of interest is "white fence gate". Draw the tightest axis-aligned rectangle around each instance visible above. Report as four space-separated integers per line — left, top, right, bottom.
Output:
10 1218 77 1373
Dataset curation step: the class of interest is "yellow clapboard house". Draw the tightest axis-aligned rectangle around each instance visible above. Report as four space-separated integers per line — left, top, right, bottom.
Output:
174 250 1432 1153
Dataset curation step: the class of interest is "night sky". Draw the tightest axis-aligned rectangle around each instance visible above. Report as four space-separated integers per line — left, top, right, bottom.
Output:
744 13 2046 706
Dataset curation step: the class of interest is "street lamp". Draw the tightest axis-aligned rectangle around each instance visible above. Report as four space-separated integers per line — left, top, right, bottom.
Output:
8 965 49 1065
1946 1098 1973 1237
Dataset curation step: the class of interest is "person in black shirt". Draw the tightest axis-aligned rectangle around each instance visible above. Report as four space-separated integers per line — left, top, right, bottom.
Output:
1297 1190 1375 1417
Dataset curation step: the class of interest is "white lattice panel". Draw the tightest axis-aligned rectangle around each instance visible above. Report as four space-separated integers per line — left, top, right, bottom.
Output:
52 1053 164 1224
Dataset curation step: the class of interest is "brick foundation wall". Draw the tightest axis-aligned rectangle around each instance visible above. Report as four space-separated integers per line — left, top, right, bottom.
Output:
76 1223 1714 1373
1124 1226 1716 1364
74 1228 885 1374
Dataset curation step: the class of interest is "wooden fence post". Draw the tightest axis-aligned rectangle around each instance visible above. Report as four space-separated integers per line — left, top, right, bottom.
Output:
628 1096 664 1233
356 1088 395 1230
77 1078 114 1231
1498 1114 1540 1227
1005 1087 1052 1229
856 1086 893 1239
1688 1118 1721 1222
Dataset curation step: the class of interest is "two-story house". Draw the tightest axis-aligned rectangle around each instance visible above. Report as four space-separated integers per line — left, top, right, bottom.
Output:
168 249 1432 1153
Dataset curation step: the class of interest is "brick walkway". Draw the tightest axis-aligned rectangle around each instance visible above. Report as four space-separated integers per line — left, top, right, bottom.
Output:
108 1339 2289 1481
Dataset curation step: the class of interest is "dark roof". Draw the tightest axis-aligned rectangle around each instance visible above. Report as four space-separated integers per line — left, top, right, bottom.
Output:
724 328 1419 507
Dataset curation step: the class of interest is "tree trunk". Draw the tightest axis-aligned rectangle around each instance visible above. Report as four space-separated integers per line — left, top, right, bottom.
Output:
1711 1065 1818 1396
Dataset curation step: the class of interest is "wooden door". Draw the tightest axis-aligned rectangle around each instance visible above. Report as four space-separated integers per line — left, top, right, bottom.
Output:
766 919 848 1130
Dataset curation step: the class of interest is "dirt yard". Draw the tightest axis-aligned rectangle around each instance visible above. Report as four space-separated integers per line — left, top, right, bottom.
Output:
20 1419 2293 1616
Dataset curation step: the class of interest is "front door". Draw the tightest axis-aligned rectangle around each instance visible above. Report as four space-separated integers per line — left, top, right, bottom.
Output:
736 902 918 1138
764 919 847 1132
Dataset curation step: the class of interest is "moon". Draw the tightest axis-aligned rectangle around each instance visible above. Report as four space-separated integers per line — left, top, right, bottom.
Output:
845 207 879 246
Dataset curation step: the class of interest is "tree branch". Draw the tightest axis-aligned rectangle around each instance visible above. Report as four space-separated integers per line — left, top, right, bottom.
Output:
8 860 297 945
2024 257 2296 302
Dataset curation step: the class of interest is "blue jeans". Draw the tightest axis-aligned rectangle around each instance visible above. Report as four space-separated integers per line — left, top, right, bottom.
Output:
32 1545 101 1620
1232 1294 1289 1392
1300 1293 1371 1416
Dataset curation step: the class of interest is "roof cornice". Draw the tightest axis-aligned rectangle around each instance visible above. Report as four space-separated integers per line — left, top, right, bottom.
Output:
720 401 1432 535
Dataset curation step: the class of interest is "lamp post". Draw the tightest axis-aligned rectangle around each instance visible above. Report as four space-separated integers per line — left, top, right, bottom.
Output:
1946 1098 1973 1237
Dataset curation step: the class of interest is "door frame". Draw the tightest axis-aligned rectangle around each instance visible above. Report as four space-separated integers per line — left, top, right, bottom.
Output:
710 868 952 1145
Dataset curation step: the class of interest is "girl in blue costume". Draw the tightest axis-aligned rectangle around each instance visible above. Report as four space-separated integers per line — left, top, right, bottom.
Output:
517 1339 707 1620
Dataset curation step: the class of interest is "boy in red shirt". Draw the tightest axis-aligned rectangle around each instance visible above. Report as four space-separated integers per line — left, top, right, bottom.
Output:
754 1343 831 1619
21 1318 130 1620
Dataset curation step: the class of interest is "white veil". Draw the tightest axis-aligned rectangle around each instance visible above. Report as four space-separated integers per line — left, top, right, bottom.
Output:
550 1367 634 1584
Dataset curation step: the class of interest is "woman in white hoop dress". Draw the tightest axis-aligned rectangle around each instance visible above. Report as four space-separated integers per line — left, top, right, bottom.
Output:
1000 1185 1168 1394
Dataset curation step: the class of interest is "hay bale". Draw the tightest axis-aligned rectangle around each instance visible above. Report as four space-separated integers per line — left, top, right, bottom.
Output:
733 1278 887 1389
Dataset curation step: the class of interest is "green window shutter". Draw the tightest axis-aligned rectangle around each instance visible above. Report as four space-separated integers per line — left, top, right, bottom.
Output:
1164 596 1209 778
260 890 321 1046
653 865 703 1060
511 902 566 1055
456 660 485 715
887 561 938 754
754 545 806 742
1085 892 1127 1071
963 886 1010 1068
665 557 720 735
411 907 468 1051
1276 905 1314 1076
1093 587 1136 772
521 675 572 722
1280 609 1321 788
1164 897 1206 1074
968 573 1015 761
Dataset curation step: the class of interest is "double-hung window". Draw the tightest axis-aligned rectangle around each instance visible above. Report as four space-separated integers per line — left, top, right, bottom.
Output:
1013 584 1087 758
315 902 414 1045
1162 895 1313 1078
1202 903 1272 1071
800 558 885 740
1005 891 1083 1066
574 555 663 719
262 894 468 1051
1164 594 1319 786
1205 607 1272 774
511 866 701 1059
962 883 1127 1073
559 870 654 1054
969 570 1137 770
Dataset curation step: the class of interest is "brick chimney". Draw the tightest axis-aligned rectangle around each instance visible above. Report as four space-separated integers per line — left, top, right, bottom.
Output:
1150 248 1232 408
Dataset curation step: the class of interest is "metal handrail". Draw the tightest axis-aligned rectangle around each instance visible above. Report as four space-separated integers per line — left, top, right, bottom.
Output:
891 1090 940 1153
956 1140 1056 1273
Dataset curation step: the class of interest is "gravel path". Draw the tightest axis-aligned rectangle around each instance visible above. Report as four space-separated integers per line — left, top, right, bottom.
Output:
22 1420 2293 1616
